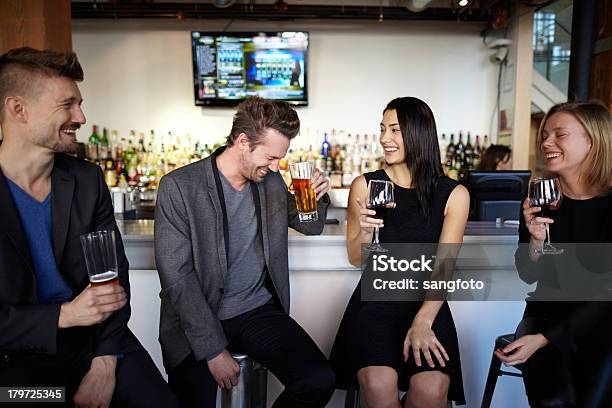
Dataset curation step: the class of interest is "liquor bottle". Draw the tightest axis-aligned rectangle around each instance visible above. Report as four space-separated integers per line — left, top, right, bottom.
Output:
439 133 449 162
202 144 211 157
445 134 456 166
482 134 491 152
144 145 157 189
446 154 459 180
110 130 119 160
342 154 354 188
137 132 146 154
321 132 330 158
104 155 117 187
455 131 465 164
464 132 474 170
338 129 346 146
99 128 109 160
149 129 156 145
345 133 354 156
473 135 482 168
352 134 361 173
88 125 100 161
157 142 168 181
125 139 138 186
304 145 314 162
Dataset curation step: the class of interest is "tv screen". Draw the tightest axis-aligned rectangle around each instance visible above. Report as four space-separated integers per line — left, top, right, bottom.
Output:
191 31 309 106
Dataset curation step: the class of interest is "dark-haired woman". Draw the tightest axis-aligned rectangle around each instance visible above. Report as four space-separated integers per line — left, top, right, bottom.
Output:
476 144 513 171
498 102 612 407
330 97 469 407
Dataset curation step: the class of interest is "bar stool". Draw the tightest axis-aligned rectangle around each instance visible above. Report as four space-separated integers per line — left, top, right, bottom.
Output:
221 353 268 408
344 387 360 408
480 333 523 408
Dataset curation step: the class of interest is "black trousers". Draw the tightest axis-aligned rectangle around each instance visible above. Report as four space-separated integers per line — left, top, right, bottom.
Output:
168 303 335 408
517 319 612 408
0 349 179 408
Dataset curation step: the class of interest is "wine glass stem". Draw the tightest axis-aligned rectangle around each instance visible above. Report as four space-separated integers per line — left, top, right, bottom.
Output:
373 226 380 244
545 223 551 246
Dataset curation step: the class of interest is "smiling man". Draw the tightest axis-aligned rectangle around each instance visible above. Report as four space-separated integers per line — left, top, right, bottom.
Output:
0 47 178 407
155 96 335 407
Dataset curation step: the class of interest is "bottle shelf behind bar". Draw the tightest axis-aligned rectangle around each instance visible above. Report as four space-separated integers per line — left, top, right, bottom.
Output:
83 126 492 194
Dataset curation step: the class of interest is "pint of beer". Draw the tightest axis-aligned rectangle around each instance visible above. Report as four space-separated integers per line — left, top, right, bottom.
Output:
90 271 120 287
80 230 120 287
289 161 318 222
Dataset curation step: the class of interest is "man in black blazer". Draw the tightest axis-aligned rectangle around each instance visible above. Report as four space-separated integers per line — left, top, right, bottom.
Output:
0 48 178 407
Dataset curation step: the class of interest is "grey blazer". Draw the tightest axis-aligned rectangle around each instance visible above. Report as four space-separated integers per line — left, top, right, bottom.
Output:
154 151 329 372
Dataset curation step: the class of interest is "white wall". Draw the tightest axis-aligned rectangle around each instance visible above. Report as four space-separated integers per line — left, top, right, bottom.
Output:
72 19 498 149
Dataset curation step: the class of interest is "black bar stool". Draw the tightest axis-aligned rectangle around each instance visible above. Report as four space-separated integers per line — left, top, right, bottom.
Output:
344 387 360 408
481 334 523 408
221 353 267 408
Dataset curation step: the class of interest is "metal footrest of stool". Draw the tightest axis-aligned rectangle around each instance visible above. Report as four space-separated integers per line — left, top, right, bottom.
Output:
221 353 268 408
344 387 360 408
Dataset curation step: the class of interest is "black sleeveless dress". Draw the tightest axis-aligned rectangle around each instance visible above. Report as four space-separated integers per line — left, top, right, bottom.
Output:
330 169 466 405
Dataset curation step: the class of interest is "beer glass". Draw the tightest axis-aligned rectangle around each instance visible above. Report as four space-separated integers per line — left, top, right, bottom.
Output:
289 161 318 222
80 230 120 286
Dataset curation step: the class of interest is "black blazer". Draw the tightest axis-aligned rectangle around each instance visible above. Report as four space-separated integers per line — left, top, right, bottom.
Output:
0 154 140 359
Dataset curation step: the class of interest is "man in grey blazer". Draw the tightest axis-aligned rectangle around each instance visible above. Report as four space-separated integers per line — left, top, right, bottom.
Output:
155 97 335 407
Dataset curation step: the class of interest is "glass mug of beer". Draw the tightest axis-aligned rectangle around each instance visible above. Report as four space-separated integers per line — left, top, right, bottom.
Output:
289 161 318 222
80 230 120 287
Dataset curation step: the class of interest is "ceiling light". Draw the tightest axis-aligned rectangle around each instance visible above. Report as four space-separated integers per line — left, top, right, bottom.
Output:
459 0 469 6
212 0 236 8
405 0 433 13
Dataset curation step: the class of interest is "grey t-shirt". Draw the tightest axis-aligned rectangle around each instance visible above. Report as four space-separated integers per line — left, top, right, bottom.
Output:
217 173 272 320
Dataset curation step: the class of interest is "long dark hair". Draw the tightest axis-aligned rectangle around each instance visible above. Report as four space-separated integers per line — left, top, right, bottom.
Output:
384 97 443 214
476 144 512 171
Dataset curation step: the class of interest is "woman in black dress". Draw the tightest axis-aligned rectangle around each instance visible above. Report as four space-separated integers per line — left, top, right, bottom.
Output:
497 102 612 407
330 97 469 407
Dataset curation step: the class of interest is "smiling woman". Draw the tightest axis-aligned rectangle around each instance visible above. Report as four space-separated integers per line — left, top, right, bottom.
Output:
331 97 470 408
538 102 612 195
509 102 612 407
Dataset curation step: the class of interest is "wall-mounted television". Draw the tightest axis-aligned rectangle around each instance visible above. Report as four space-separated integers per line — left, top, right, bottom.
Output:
191 31 309 107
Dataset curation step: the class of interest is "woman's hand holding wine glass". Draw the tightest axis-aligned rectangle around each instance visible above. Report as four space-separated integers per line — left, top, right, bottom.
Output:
356 197 384 234
522 199 551 242
526 177 564 255
365 180 395 253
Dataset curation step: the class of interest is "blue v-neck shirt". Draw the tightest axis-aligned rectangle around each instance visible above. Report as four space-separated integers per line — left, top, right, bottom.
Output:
6 178 73 304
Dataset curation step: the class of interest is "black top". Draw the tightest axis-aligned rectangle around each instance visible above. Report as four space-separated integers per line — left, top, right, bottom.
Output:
364 170 459 243
333 170 466 404
515 190 612 353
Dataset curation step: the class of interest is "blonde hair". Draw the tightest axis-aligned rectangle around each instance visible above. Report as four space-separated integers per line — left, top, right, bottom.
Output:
538 102 612 193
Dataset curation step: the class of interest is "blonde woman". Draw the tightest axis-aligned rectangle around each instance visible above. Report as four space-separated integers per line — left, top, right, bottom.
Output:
498 102 612 407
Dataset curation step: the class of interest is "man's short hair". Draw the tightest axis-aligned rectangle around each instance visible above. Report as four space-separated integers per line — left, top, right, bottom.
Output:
0 47 84 120
226 97 300 149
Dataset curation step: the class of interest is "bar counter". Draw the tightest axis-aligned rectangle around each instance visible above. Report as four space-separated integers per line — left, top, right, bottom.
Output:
122 219 529 407
119 220 519 270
